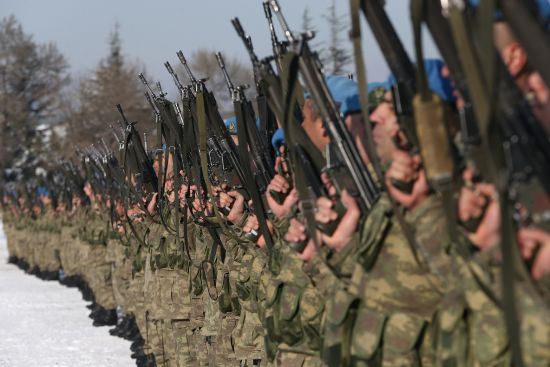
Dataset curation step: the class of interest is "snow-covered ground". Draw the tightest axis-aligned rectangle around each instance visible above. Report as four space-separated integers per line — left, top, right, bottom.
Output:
0 221 134 367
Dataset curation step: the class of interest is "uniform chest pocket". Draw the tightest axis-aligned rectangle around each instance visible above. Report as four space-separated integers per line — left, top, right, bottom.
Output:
469 305 508 365
383 313 427 366
351 307 387 361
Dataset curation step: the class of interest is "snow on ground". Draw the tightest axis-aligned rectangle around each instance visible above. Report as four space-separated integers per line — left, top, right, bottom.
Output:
0 221 134 367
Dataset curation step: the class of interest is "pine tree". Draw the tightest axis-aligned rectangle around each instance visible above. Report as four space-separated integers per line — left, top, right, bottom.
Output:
70 24 154 150
302 7 325 59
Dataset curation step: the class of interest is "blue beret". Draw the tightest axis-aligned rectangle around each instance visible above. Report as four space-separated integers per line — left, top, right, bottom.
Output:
271 128 286 154
325 75 362 117
37 186 49 197
536 0 550 24
224 116 237 135
387 58 456 102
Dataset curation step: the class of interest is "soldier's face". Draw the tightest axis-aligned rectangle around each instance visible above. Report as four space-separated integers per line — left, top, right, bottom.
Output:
302 99 330 152
41 195 51 206
83 183 93 198
370 92 399 164
345 113 370 165
165 176 174 193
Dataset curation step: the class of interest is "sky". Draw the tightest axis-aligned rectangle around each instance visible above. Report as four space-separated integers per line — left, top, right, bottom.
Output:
1 0 439 95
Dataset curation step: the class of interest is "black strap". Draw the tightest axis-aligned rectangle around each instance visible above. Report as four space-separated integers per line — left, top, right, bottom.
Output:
235 96 275 252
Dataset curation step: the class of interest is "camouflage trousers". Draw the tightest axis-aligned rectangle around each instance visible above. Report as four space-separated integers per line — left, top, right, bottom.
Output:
142 266 197 367
233 309 265 365
84 244 116 309
39 230 62 272
4 221 19 259
108 241 133 313
59 234 90 278
128 272 146 336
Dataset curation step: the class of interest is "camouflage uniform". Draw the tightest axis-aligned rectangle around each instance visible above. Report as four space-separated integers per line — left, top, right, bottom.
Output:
322 194 455 366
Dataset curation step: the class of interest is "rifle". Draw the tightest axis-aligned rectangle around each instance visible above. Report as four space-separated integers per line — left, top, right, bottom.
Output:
428 3 550 366
177 51 247 193
216 51 276 247
117 104 158 194
360 0 425 193
270 0 380 211
216 52 274 192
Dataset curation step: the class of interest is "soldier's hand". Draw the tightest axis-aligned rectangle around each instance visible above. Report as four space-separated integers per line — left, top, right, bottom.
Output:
315 173 339 224
285 218 308 243
315 196 338 224
243 214 268 248
226 191 245 223
386 151 428 209
458 185 488 223
457 170 500 251
147 192 158 215
518 227 550 279
297 240 317 261
283 218 316 261
267 173 298 219
457 168 500 251
319 190 360 252
528 72 550 134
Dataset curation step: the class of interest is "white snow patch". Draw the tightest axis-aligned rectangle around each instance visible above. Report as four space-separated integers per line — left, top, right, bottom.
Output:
0 221 134 367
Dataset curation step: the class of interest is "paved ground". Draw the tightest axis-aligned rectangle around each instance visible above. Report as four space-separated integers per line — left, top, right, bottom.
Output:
0 221 134 367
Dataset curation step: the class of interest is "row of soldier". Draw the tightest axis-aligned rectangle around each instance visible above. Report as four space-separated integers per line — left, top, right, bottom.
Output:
3 1 550 366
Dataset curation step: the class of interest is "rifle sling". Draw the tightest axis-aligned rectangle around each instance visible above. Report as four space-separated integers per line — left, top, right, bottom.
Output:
235 98 274 252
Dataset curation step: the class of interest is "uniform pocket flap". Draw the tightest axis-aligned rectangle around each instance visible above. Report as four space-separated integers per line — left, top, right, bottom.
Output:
438 299 465 332
237 254 253 283
470 307 508 363
327 289 358 326
280 284 301 321
351 307 387 359
300 286 325 321
385 313 426 354
265 278 283 307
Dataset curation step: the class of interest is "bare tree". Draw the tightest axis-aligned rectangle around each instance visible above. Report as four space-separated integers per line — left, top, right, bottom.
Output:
302 6 325 58
0 15 70 178
323 0 352 74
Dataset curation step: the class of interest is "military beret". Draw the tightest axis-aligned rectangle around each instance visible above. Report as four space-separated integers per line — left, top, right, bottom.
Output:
224 116 238 135
368 82 391 109
37 186 49 197
224 116 262 135
325 75 362 117
271 128 286 154
388 58 456 103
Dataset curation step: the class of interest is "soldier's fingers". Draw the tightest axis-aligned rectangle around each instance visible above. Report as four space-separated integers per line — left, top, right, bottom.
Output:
297 240 316 261
532 243 550 280
227 190 244 200
273 176 290 191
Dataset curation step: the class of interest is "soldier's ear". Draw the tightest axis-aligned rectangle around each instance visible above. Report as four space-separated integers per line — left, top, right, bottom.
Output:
505 42 528 78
